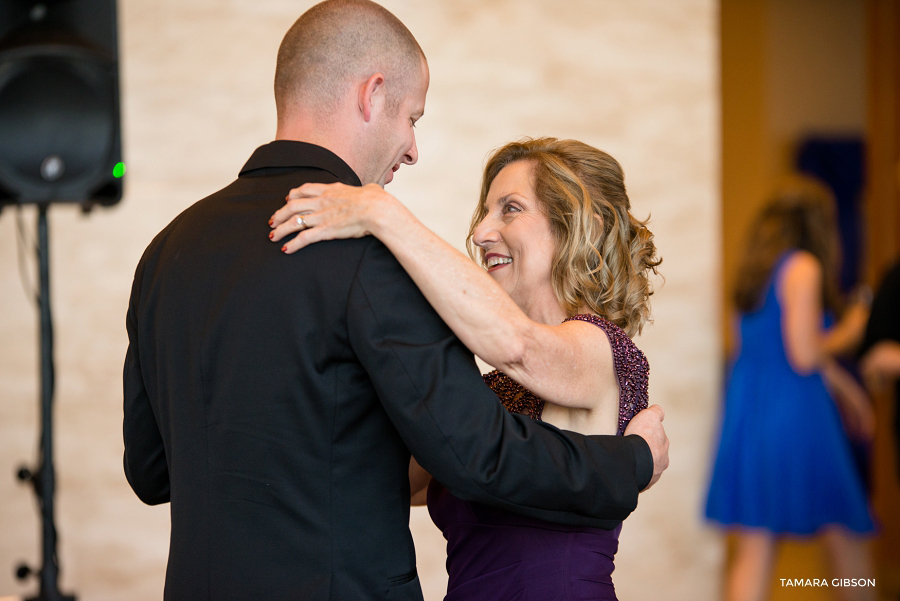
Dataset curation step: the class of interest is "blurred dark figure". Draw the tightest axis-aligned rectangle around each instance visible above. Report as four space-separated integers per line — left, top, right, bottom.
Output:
706 175 875 601
859 259 900 477
796 136 865 293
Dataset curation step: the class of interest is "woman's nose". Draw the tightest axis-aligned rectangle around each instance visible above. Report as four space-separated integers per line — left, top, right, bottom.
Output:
472 215 500 249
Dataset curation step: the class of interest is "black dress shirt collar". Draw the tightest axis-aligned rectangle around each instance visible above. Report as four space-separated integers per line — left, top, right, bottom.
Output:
239 140 362 186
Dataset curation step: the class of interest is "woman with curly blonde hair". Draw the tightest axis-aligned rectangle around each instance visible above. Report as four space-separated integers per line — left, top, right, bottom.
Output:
270 137 661 600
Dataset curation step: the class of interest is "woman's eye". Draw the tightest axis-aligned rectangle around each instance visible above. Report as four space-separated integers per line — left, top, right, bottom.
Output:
502 203 521 214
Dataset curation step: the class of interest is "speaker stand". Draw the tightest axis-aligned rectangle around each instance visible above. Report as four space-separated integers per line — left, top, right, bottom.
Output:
16 205 76 601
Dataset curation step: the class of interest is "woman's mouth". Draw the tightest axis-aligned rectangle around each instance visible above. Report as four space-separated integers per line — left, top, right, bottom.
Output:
485 254 512 272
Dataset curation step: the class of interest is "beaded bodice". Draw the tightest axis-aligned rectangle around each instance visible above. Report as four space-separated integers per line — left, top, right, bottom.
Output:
483 370 546 421
482 314 649 435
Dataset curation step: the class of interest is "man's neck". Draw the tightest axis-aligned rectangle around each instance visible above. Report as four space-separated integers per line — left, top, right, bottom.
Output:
275 116 362 182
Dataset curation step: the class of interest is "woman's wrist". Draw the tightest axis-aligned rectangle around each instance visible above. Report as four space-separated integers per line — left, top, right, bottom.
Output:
367 192 413 242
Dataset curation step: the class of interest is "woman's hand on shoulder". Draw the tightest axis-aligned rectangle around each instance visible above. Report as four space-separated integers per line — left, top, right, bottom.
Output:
269 182 400 253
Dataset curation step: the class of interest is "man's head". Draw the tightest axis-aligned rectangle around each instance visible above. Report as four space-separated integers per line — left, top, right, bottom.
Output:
274 0 428 185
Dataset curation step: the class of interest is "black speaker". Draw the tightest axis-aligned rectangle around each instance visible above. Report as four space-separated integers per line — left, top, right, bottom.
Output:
0 0 122 208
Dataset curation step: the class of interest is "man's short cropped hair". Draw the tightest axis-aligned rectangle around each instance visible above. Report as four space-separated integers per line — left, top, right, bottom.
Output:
275 0 425 122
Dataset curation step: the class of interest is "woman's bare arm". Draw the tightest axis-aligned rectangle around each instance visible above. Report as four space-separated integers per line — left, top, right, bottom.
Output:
779 251 874 440
822 298 869 356
269 183 610 409
779 251 829 374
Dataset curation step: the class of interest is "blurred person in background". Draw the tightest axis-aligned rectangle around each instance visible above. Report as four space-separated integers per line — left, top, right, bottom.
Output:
860 258 900 476
705 175 875 601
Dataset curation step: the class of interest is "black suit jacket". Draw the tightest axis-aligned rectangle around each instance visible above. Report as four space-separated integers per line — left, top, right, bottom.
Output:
124 141 652 601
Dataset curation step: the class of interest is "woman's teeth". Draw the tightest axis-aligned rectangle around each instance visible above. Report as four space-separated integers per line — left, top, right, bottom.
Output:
486 257 512 268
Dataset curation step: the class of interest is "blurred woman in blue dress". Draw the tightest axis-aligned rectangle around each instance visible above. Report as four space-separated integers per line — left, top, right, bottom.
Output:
705 175 875 601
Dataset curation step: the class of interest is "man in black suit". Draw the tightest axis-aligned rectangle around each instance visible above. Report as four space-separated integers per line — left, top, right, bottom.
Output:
123 1 669 600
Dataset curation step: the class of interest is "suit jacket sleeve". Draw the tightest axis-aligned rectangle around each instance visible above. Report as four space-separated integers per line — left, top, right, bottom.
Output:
123 257 171 505
347 239 652 527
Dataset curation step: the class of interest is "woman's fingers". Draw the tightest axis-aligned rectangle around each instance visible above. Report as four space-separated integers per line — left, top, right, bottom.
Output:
270 209 330 253
269 182 381 249
269 209 315 243
280 220 333 254
271 183 337 227
271 182 354 227
270 196 319 228
287 182 332 200
271 204 371 252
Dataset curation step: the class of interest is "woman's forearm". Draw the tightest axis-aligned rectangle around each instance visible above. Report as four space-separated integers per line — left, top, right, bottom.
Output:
821 357 875 440
821 358 857 399
822 301 869 357
368 201 533 370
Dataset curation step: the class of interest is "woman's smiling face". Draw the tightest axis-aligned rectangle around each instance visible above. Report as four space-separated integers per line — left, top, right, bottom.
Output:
472 160 558 311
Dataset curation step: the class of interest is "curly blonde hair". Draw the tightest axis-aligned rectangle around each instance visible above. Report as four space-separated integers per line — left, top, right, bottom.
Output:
466 137 661 337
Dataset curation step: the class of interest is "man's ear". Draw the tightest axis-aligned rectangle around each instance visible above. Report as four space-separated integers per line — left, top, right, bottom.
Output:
358 72 386 123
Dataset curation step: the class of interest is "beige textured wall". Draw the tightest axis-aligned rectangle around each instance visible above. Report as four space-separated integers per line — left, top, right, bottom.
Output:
0 1 720 600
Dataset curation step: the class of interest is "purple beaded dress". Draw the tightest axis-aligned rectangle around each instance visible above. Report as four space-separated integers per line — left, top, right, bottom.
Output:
427 314 649 601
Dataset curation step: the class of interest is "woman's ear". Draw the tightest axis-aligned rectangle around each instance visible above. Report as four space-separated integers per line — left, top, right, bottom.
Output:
593 211 605 234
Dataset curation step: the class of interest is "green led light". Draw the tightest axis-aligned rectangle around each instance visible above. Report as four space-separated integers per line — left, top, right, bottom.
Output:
113 162 126 178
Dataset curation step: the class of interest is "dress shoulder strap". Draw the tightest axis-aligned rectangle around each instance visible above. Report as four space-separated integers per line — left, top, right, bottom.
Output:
564 314 650 435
